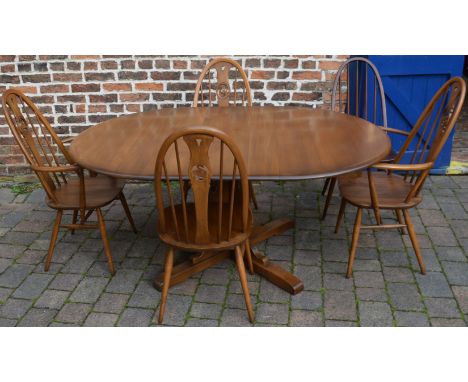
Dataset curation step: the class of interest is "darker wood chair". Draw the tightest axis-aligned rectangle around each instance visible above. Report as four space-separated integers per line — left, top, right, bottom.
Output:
192 57 258 210
321 57 408 221
335 77 466 278
154 126 255 324
1 89 137 275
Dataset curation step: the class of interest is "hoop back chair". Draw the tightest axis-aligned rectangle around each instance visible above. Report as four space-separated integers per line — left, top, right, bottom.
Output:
192 57 258 210
336 77 466 278
154 126 255 324
2 89 137 275
321 57 401 220
193 57 252 108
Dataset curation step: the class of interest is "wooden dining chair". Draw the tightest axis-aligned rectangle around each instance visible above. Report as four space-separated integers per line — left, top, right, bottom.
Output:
321 57 408 221
192 57 258 209
154 126 255 324
335 77 466 278
1 88 137 275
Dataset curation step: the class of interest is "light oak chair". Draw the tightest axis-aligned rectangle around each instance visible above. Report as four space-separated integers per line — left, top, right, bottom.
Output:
192 57 258 209
2 89 137 275
154 126 254 324
321 57 408 221
335 77 466 278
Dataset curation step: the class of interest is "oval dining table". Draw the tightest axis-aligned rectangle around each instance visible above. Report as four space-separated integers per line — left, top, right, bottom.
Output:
70 106 391 295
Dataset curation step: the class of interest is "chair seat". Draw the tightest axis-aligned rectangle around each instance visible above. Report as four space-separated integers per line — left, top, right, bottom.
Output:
46 174 125 209
338 171 422 209
158 202 252 251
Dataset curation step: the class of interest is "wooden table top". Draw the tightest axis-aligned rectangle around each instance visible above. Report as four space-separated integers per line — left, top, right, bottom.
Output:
69 106 391 180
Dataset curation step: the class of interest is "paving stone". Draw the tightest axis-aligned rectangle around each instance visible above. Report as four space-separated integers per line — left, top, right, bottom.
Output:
226 293 250 310
70 277 109 303
441 261 468 285
387 283 424 311
0 287 13 303
105 269 143 294
259 280 290 303
256 303 289 325
0 298 32 319
353 271 385 288
127 281 160 309
323 273 354 291
353 259 382 272
452 286 468 314
118 308 153 327
0 231 39 246
294 265 321 291
94 293 129 314
17 308 57 327
415 272 453 297
34 290 69 310
289 310 323 326
323 261 347 274
0 243 27 259
157 295 192 326
293 249 320 266
229 279 259 295
383 267 414 283
195 284 226 304
0 317 17 326
434 246 466 262
0 258 12 274
356 287 388 302
381 250 410 267
168 278 199 295
325 320 357 327
84 312 119 327
395 311 430 327
220 308 252 327
427 227 459 247
291 291 321 310
49 273 83 291
295 230 320 250
359 301 393 327
0 264 34 288
324 290 357 321
190 303 222 319
425 298 461 318
430 318 466 327
186 318 219 327
55 303 92 324
13 273 53 299
200 268 230 285
61 253 95 274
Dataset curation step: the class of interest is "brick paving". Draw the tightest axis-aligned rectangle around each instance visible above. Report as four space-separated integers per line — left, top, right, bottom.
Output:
1 177 468 327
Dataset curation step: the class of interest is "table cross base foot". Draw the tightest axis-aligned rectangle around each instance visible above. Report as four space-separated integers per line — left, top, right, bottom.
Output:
153 218 304 295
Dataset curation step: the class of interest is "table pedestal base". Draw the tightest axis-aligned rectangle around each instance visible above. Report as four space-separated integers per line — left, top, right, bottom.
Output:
153 218 304 295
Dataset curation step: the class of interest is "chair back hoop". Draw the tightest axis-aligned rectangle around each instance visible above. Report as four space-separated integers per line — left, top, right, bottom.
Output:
331 57 388 128
1 88 75 201
193 58 252 108
154 126 250 245
393 76 466 200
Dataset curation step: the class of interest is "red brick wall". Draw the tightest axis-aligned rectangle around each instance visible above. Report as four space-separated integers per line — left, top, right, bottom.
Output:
0 55 348 175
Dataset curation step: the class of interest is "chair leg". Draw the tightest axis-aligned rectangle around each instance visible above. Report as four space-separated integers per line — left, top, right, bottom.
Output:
158 247 174 324
244 239 254 275
235 246 254 323
44 209 63 271
335 198 347 234
249 181 259 210
96 208 115 276
395 209 406 234
321 177 331 196
119 192 137 233
71 210 78 235
346 208 362 278
403 209 426 275
321 177 336 221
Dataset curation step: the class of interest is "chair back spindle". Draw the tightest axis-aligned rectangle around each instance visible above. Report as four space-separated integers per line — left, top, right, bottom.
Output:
154 126 250 246
2 89 75 202
332 57 387 128
193 58 252 108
